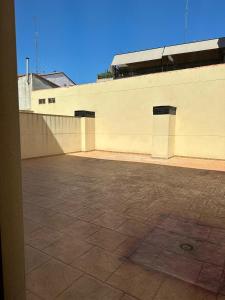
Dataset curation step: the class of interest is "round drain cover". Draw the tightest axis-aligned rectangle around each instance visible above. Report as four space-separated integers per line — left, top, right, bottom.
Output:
180 243 193 251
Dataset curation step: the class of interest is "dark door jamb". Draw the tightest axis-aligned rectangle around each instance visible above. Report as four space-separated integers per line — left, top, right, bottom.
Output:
0 233 4 299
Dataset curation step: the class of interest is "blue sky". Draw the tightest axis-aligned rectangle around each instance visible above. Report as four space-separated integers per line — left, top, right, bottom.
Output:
15 0 225 84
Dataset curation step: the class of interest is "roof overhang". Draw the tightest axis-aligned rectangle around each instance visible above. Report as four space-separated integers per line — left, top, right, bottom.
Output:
111 38 225 67
111 47 164 66
164 38 225 56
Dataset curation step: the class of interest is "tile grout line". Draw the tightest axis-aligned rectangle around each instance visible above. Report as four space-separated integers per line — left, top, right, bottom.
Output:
26 288 45 300
79 271 142 300
151 274 167 300
52 272 84 299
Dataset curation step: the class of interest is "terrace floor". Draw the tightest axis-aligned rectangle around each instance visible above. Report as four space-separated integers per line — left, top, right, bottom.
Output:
23 154 225 300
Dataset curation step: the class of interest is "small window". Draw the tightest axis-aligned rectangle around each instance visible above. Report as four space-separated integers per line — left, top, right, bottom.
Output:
39 98 45 104
48 98 56 103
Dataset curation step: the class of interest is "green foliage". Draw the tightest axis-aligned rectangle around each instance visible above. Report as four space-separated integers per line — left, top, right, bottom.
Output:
97 70 113 79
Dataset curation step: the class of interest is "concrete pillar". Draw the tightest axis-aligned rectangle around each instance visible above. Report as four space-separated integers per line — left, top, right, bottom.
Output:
152 106 177 159
75 111 95 151
0 1 26 299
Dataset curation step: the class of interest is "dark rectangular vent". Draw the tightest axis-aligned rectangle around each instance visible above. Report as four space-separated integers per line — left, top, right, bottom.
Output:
153 106 177 115
74 110 95 118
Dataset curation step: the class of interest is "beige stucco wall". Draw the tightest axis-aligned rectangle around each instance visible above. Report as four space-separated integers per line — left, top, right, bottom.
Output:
81 117 95 151
31 64 225 159
152 114 176 159
20 112 82 159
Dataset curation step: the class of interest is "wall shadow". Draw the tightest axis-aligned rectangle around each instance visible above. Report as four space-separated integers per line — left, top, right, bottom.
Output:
19 112 81 159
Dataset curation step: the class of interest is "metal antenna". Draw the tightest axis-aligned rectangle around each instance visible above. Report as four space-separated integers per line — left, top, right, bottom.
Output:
33 16 40 74
185 0 189 42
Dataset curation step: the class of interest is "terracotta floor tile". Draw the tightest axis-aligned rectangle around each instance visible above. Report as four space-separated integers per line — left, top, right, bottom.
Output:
53 201 85 216
198 242 225 266
130 216 225 293
197 263 223 293
23 218 43 236
23 204 56 224
107 262 165 300
144 227 198 248
87 228 128 251
22 155 225 298
26 226 63 250
131 243 202 283
146 225 225 265
41 213 76 231
154 277 217 300
26 259 82 300
92 212 128 230
26 196 65 210
74 207 104 222
120 294 137 300
25 245 51 274
198 215 225 229
116 219 150 238
43 235 92 264
61 219 100 240
208 228 225 244
144 227 178 248
26 291 42 299
103 203 129 214
125 207 152 223
158 216 211 240
57 274 123 299
113 237 140 257
72 246 123 281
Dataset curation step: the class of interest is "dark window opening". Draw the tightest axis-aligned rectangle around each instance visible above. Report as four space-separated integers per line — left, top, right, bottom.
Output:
48 98 55 103
38 98 45 104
